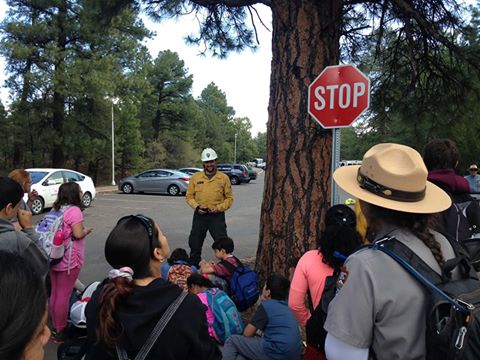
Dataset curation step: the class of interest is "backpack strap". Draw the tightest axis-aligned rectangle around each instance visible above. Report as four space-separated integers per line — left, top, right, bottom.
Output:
384 233 478 280
306 289 314 314
205 288 216 308
172 260 189 265
220 256 242 272
366 237 471 314
306 267 341 314
377 237 443 285
115 291 187 360
464 197 480 234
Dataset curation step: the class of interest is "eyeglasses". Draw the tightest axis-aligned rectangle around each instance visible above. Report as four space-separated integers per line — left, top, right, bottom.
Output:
117 214 155 253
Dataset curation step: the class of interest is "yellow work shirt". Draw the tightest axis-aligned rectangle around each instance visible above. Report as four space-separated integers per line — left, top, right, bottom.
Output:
186 171 234 212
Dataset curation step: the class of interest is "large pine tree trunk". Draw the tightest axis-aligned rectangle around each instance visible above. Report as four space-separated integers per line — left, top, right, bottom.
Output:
52 90 65 168
51 1 68 168
255 0 342 280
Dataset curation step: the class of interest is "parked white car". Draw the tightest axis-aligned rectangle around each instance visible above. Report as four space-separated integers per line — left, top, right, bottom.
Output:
24 168 96 214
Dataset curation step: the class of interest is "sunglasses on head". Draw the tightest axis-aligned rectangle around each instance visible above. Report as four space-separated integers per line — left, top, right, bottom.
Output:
117 214 155 252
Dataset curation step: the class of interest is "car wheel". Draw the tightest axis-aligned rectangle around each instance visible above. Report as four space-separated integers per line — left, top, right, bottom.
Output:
168 185 180 196
31 197 44 215
122 183 134 194
230 176 239 185
82 192 92 208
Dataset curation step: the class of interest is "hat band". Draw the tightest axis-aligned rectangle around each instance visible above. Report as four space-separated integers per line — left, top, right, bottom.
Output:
357 170 426 202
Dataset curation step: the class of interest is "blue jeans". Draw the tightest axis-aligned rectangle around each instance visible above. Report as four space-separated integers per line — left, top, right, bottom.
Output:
222 335 270 360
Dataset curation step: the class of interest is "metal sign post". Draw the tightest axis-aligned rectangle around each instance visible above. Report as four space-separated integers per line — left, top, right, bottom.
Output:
331 128 341 205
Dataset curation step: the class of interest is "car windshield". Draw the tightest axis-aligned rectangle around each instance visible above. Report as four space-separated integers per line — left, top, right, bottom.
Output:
29 171 49 184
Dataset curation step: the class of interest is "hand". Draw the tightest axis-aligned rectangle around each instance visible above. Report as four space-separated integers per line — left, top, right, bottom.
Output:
208 207 218 214
84 227 93 236
18 209 33 229
12 221 22 232
199 259 207 267
28 189 39 202
197 206 208 215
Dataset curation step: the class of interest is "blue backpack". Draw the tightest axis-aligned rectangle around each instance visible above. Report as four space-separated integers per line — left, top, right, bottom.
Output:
205 288 244 344
221 257 260 311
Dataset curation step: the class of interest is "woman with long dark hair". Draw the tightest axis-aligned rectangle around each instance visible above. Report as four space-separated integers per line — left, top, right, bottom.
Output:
49 182 93 343
85 215 221 360
0 251 50 360
288 204 362 359
324 143 455 360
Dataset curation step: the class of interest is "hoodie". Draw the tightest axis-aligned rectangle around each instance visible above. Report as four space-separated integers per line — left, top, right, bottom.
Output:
0 217 48 278
85 278 221 360
427 169 470 195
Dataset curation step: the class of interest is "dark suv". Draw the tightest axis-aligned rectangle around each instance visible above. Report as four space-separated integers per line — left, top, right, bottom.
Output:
217 164 250 185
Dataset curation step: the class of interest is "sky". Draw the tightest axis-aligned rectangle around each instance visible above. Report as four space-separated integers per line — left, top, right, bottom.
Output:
0 2 272 135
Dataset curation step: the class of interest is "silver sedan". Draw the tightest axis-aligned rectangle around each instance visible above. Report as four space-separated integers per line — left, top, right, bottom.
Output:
119 169 190 196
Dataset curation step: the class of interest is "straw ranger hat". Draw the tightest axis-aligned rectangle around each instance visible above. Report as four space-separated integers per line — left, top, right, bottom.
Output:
333 143 451 214
469 164 478 171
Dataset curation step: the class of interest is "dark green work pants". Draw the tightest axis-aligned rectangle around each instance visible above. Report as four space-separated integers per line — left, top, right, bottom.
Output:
188 211 228 267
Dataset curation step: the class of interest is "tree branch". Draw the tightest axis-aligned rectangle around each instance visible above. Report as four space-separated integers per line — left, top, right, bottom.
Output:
190 0 271 7
391 0 458 51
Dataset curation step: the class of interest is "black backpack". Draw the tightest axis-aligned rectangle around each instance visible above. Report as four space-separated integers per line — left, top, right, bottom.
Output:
440 194 480 270
57 337 87 360
305 271 341 354
368 236 480 360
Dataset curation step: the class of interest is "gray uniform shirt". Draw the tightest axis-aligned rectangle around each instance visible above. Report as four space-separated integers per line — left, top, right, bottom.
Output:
324 227 456 360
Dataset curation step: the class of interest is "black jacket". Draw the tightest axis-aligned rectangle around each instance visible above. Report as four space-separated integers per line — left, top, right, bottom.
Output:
85 278 221 360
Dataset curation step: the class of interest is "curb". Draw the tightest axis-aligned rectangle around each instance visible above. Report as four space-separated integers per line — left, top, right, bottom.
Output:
96 187 119 194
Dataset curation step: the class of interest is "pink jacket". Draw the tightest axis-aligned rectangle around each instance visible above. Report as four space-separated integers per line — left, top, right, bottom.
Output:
51 206 85 272
288 250 334 326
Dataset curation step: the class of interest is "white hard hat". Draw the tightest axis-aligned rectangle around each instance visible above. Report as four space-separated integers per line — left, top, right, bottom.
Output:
201 148 218 162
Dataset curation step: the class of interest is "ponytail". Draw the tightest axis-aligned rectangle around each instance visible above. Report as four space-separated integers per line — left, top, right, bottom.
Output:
96 277 134 349
366 204 445 266
411 218 445 267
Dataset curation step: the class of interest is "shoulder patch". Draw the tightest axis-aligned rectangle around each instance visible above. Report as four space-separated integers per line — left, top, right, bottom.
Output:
336 265 349 291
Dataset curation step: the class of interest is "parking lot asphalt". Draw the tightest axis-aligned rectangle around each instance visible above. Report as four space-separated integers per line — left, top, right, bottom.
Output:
43 171 265 359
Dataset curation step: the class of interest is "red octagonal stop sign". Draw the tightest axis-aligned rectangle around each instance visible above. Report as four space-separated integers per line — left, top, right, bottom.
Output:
308 64 370 129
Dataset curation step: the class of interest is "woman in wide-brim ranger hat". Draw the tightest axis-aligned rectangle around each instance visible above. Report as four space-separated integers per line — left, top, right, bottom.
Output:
323 143 455 360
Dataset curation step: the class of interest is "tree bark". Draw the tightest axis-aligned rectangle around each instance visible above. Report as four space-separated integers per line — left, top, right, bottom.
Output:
255 0 342 280
51 1 68 168
52 90 65 167
153 86 162 140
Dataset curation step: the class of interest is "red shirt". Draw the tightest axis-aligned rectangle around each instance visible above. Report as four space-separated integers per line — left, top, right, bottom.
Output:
212 256 240 280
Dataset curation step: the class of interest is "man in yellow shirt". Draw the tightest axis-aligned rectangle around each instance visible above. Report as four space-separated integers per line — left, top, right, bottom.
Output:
186 148 234 266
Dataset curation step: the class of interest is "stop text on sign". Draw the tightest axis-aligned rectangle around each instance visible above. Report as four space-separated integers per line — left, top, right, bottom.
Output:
313 83 366 110
308 64 370 129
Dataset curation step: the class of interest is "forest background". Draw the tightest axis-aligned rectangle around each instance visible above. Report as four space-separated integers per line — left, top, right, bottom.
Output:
0 0 268 183
0 1 479 184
